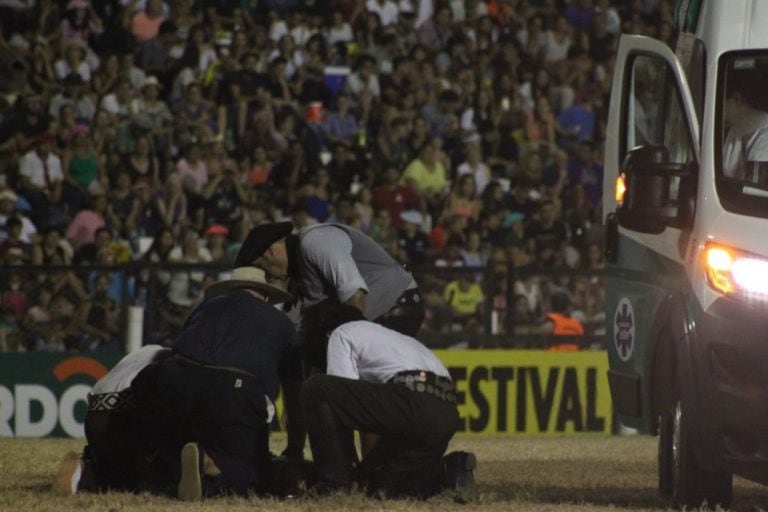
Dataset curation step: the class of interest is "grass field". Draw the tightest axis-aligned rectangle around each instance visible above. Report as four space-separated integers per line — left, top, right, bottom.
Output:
1 434 767 512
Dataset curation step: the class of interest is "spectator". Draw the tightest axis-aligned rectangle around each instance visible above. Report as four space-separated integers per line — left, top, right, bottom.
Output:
525 199 568 255
17 132 65 225
131 0 167 44
201 156 247 230
173 82 215 147
203 223 229 264
421 89 460 138
87 243 135 298
0 189 37 246
32 226 72 265
66 188 108 252
346 54 380 99
321 93 359 147
78 271 122 352
445 173 481 228
123 133 160 189
48 72 97 126
565 0 597 33
139 19 180 84
326 10 354 45
129 76 173 152
126 181 163 239
60 0 104 43
0 217 31 265
155 172 189 236
417 3 453 54
372 165 422 229
375 115 411 171
91 54 120 98
368 207 398 255
63 130 104 200
544 15 573 66
460 230 486 267
396 209 429 266
442 273 484 333
21 288 56 351
327 142 363 195
296 167 333 223
352 187 374 233
54 40 93 82
166 228 212 313
401 140 448 214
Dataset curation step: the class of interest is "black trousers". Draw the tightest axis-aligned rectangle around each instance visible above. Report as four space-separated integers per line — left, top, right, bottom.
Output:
84 407 161 492
301 374 459 498
131 358 272 496
375 289 425 337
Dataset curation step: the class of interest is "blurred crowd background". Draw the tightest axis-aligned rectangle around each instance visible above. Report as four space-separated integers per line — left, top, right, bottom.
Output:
0 0 675 352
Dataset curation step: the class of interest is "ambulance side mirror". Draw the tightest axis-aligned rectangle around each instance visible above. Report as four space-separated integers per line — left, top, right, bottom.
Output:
617 145 696 233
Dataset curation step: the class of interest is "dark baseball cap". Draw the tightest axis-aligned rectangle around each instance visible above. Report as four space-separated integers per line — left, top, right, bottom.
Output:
234 221 294 267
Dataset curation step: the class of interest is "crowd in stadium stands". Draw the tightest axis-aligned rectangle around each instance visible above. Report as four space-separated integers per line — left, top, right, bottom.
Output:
0 0 674 352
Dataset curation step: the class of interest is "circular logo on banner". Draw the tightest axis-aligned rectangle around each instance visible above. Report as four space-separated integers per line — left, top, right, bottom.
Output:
614 298 635 362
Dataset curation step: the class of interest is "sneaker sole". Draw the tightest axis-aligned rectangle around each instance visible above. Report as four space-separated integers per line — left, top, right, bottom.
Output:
52 452 82 496
178 443 202 501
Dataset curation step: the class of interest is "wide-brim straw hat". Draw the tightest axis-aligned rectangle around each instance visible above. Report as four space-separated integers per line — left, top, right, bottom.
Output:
205 266 292 304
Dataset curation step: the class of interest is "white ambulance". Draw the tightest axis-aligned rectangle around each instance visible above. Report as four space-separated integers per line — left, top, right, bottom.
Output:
603 0 768 508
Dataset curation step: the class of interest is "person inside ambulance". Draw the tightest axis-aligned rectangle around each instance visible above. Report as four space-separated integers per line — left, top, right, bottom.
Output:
722 61 768 185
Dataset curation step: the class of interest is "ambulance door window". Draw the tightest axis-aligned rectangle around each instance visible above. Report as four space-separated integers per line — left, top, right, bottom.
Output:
625 54 694 201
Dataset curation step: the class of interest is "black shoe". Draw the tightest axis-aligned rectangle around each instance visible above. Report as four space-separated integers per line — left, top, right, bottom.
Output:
441 451 476 490
178 443 203 501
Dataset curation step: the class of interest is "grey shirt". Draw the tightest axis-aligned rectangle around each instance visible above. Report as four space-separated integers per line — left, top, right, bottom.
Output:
297 223 417 320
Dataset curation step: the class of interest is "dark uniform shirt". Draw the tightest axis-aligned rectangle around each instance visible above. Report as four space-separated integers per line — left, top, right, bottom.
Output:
173 289 300 401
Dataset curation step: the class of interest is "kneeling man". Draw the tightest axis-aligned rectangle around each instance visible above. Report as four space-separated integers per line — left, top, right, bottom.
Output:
301 300 476 498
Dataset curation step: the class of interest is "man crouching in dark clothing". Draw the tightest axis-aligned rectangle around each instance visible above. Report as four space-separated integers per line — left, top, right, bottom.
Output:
300 300 476 498
130 266 307 500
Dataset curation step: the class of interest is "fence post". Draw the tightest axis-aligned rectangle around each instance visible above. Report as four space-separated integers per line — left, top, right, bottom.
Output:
126 305 144 352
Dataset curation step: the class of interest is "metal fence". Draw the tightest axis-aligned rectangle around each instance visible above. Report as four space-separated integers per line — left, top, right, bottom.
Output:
0 262 606 352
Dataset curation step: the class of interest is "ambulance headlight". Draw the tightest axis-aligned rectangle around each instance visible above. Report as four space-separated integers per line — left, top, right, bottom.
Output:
703 242 768 299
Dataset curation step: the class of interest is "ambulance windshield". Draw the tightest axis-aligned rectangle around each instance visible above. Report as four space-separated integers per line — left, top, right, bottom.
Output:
717 53 768 218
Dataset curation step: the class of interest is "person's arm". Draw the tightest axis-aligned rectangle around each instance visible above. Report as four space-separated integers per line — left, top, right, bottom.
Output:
345 289 367 312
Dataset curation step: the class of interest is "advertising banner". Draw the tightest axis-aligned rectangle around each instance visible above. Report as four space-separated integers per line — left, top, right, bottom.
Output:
437 350 612 435
0 353 121 437
0 350 611 438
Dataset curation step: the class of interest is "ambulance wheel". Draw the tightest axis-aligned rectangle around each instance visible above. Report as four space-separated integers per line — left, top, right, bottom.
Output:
669 399 732 509
657 411 673 499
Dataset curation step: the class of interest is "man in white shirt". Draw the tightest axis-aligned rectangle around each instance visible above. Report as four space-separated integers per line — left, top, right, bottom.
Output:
300 300 476 498
17 132 64 223
722 67 768 183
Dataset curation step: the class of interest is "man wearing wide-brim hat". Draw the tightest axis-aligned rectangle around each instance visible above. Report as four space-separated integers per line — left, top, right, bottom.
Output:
115 266 305 500
234 221 424 337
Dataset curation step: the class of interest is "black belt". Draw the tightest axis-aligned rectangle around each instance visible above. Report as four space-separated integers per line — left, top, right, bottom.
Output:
88 390 137 412
172 353 259 380
389 370 456 403
395 288 421 307
380 288 422 318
